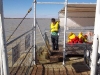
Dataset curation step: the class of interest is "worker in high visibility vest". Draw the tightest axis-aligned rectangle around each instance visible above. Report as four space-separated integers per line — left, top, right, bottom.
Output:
50 18 60 50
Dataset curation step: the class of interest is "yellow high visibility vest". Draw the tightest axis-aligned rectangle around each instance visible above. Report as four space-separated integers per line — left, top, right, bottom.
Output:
50 22 59 32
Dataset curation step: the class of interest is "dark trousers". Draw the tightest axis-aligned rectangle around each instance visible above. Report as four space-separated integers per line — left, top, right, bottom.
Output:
51 35 59 50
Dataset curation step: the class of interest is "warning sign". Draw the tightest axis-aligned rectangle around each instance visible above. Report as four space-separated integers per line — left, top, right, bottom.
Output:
12 44 20 65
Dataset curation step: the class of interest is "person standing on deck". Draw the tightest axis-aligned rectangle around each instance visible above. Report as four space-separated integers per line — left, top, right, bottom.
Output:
50 18 60 50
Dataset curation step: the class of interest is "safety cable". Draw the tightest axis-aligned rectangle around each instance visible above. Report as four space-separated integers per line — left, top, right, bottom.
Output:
36 20 51 55
6 7 32 42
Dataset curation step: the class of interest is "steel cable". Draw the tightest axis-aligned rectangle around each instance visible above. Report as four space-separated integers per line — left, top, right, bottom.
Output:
6 7 32 42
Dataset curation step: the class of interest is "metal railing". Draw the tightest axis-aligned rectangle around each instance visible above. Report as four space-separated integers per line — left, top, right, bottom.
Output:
6 29 34 75
0 0 98 75
6 29 32 46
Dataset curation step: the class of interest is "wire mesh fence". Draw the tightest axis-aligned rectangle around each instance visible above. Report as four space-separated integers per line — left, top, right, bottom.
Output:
6 29 34 74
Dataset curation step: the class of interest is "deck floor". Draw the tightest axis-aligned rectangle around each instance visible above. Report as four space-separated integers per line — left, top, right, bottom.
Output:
9 45 91 75
9 57 90 75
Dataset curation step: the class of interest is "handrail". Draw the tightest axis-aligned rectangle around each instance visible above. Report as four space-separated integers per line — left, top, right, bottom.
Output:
36 21 51 55
44 32 51 54
6 29 32 46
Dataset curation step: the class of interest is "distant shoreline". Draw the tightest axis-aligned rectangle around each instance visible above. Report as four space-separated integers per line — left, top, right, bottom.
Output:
4 18 58 19
4 18 59 20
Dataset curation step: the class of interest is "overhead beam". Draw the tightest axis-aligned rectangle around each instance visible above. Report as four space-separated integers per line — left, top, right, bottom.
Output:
37 2 64 4
60 10 95 13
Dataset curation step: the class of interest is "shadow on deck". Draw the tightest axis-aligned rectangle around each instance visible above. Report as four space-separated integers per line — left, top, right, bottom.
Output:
9 44 91 75
9 56 90 75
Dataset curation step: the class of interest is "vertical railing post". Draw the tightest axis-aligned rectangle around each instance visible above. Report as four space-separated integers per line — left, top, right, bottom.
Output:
63 0 68 65
33 0 36 65
90 34 99 75
0 0 9 75
90 0 100 75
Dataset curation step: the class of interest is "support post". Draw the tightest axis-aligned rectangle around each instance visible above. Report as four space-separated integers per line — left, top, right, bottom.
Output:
33 0 36 65
0 0 9 75
63 0 67 65
90 34 98 75
90 0 100 75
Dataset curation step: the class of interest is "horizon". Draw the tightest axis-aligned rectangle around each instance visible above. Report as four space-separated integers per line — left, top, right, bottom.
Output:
4 17 57 19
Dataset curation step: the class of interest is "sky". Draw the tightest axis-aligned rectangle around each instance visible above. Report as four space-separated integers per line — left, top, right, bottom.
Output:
3 0 96 18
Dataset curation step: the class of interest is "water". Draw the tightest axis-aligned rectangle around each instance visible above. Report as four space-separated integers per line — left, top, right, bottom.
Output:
4 18 94 44
4 18 51 37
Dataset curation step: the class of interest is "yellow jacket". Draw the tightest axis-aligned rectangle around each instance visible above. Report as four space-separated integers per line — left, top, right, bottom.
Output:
50 22 59 32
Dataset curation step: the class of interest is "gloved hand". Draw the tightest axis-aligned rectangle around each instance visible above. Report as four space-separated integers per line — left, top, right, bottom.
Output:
58 33 59 36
